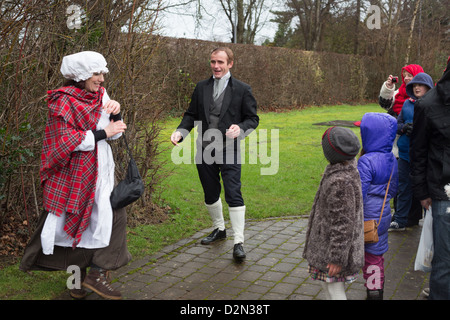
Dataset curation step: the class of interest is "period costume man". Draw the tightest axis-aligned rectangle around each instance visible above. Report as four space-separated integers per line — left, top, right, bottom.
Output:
171 47 259 261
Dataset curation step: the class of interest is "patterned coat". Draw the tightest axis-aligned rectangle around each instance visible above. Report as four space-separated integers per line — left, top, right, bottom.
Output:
40 86 103 247
303 159 365 276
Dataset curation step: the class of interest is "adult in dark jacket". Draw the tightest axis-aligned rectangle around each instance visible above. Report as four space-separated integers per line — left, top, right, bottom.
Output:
379 64 424 117
410 58 450 300
170 47 259 261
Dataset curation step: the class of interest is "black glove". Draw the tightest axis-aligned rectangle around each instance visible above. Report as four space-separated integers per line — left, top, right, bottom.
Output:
403 122 413 136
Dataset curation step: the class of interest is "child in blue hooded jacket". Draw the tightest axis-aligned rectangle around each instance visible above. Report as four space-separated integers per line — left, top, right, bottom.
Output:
358 112 398 300
389 73 434 231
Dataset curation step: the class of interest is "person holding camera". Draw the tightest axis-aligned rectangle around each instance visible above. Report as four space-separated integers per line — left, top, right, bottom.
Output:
378 64 425 229
389 73 434 232
378 64 424 117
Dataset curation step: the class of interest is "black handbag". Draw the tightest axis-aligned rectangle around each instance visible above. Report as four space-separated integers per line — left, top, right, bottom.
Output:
110 133 144 209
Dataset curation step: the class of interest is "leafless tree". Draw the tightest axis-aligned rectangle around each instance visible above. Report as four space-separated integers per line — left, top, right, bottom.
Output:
217 0 268 44
273 0 341 51
0 0 170 234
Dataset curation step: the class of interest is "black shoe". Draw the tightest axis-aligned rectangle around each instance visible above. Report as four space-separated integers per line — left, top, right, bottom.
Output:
366 289 383 300
201 228 226 245
233 243 246 261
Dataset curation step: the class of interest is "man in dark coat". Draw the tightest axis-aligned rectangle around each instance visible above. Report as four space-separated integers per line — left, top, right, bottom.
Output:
410 58 450 300
170 47 259 261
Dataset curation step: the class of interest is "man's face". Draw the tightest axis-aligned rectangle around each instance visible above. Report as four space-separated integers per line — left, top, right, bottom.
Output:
210 50 233 79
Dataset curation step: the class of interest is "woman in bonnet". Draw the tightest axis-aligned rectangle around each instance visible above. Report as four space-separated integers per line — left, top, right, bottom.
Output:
20 51 131 300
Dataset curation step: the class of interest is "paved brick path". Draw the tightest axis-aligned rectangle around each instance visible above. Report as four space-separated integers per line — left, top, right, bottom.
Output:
59 216 429 301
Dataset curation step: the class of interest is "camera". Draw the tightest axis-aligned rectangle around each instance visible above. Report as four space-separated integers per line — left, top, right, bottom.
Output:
392 76 399 83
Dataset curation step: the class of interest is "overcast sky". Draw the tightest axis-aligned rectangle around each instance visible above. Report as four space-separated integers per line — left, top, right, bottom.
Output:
157 0 283 45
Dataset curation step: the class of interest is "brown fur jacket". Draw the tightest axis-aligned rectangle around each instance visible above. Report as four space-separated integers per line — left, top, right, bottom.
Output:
303 159 364 276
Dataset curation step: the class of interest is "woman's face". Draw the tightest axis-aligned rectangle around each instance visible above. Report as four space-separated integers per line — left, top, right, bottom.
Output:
403 71 414 84
85 73 104 93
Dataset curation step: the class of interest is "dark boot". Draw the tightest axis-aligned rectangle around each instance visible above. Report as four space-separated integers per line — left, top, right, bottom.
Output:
69 268 87 299
366 289 384 300
201 228 226 245
83 268 122 300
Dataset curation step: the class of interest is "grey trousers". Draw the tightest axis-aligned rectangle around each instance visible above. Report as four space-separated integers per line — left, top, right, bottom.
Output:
20 207 131 272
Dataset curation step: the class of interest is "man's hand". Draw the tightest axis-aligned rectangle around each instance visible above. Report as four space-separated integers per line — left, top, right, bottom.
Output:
171 131 182 146
225 124 241 139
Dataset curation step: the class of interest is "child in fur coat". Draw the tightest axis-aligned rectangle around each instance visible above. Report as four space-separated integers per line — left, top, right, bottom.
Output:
303 126 365 300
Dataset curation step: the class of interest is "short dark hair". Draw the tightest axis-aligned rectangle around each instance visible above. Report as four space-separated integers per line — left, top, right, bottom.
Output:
211 47 234 63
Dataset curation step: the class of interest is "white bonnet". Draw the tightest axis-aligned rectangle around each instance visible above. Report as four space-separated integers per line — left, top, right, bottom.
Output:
60 51 109 82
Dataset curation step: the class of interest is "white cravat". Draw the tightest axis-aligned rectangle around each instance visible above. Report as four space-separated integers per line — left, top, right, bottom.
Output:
213 72 231 100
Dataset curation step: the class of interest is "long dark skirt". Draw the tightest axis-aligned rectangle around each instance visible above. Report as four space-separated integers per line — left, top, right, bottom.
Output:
19 207 131 272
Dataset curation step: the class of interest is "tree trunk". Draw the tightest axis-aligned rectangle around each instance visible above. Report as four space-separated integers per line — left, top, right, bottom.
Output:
237 0 245 43
405 0 421 65
354 0 360 54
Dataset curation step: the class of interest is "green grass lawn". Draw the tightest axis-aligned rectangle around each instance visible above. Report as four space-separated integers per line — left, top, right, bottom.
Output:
0 103 381 299
156 103 377 220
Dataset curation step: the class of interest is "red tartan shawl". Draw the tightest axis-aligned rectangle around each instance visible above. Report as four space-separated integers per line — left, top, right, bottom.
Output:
392 64 424 115
40 86 104 247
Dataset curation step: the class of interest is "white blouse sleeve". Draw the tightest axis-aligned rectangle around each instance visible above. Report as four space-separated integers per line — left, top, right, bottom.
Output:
74 130 95 151
103 89 110 104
